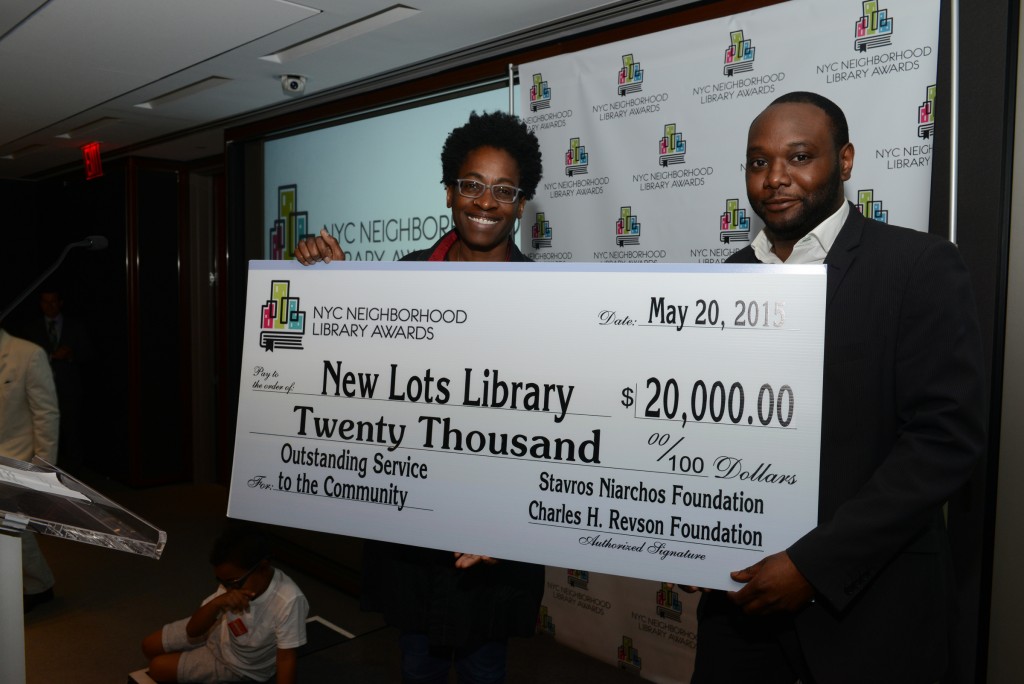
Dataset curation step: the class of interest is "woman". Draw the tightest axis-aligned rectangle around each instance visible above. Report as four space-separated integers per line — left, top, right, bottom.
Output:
295 110 544 684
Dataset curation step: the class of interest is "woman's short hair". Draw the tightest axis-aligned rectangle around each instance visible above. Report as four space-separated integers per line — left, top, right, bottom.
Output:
440 111 543 200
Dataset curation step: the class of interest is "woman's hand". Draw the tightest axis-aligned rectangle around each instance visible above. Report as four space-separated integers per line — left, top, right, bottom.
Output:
294 228 345 265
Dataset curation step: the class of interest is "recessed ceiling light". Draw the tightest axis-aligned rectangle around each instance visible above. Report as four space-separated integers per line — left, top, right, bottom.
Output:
1 144 46 160
136 77 232 110
55 117 121 139
261 5 419 64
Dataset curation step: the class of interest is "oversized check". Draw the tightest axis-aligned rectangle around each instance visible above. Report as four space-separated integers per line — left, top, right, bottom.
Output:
228 261 825 590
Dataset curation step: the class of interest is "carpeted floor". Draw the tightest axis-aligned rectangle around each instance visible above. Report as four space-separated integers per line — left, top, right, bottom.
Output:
23 476 382 683
22 473 644 683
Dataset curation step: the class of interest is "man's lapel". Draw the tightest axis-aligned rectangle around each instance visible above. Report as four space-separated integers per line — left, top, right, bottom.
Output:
824 201 864 305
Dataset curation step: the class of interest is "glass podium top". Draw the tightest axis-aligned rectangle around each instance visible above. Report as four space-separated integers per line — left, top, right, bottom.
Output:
0 454 165 559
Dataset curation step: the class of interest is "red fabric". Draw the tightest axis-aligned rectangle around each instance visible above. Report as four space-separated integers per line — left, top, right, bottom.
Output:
427 231 460 261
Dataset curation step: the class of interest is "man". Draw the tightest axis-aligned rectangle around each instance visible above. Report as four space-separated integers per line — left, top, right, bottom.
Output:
0 327 59 611
691 92 986 683
23 289 93 472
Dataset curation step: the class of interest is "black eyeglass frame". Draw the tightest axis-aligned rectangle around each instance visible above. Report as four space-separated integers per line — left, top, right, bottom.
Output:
218 559 264 590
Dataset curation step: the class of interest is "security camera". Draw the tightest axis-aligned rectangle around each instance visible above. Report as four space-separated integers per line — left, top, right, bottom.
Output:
281 74 307 96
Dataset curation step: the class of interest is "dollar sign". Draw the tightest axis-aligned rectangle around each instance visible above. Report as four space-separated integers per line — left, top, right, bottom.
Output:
621 387 634 408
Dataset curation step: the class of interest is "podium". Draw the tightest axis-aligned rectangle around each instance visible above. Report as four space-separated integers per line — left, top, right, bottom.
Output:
0 454 166 684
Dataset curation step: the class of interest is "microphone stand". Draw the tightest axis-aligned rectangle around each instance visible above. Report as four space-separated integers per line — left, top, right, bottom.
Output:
0 236 107 324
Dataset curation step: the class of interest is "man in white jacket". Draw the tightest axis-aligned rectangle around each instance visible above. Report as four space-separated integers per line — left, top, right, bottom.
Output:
0 328 59 611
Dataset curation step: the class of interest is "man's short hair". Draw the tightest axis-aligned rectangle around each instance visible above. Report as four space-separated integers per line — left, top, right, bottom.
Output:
440 111 543 200
768 91 850 152
209 525 269 568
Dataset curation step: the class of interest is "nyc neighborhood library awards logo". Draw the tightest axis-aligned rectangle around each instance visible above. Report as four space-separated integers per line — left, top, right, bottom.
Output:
260 280 306 352
633 123 710 195
695 30 781 103
857 190 889 223
529 73 551 111
918 84 936 139
632 585 698 648
656 582 683 621
568 569 589 590
723 30 755 76
819 2 930 84
719 199 751 244
524 73 573 133
617 636 642 672
528 213 572 261
872 86 934 171
854 1 894 52
545 142 608 200
616 207 641 247
565 137 590 176
269 184 309 260
537 605 556 636
659 123 686 166
593 52 667 120
618 54 643 95
532 212 552 249
546 569 612 619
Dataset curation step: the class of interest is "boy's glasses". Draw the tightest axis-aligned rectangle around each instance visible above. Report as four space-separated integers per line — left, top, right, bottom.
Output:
218 560 262 590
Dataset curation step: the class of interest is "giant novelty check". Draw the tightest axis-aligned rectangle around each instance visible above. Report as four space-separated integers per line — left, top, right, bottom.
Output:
228 261 825 590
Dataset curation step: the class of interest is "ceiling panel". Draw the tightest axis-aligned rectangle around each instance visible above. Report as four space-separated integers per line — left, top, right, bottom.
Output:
0 0 697 179
0 0 318 144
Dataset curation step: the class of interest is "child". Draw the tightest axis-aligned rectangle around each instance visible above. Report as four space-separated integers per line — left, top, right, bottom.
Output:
141 526 308 683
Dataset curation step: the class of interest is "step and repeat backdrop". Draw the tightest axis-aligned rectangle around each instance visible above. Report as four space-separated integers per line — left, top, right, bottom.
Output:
518 0 939 267
521 2 939 680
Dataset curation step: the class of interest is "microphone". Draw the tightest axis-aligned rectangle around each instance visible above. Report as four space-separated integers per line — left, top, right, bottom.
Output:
0 236 108 324
71 235 108 251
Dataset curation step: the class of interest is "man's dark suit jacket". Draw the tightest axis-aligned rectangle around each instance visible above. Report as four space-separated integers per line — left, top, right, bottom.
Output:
20 314 94 467
22 314 93 395
719 204 987 683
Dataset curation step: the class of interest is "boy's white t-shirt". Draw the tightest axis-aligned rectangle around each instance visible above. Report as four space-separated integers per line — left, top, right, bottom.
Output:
203 567 309 681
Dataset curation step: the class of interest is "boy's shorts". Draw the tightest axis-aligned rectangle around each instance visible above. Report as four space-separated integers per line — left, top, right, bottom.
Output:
162 618 248 683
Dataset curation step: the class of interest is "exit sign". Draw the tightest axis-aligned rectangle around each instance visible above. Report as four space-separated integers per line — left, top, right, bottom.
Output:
82 142 103 180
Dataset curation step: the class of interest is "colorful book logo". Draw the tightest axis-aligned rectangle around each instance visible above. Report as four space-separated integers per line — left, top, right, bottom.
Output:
723 30 755 76
719 199 751 244
616 206 641 247
532 212 552 249
567 569 589 590
918 84 936 139
259 280 306 352
618 54 644 96
857 189 889 223
537 605 556 636
617 636 642 671
565 137 589 176
854 1 894 52
268 185 310 260
530 73 551 111
658 123 686 167
656 583 683 621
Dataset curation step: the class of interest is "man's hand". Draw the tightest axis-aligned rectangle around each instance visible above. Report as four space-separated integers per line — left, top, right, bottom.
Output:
50 344 73 361
294 228 345 265
678 585 713 594
727 551 814 615
453 552 498 569
660 582 711 594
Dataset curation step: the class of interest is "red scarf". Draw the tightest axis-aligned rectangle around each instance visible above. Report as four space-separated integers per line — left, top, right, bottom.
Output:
427 232 512 262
